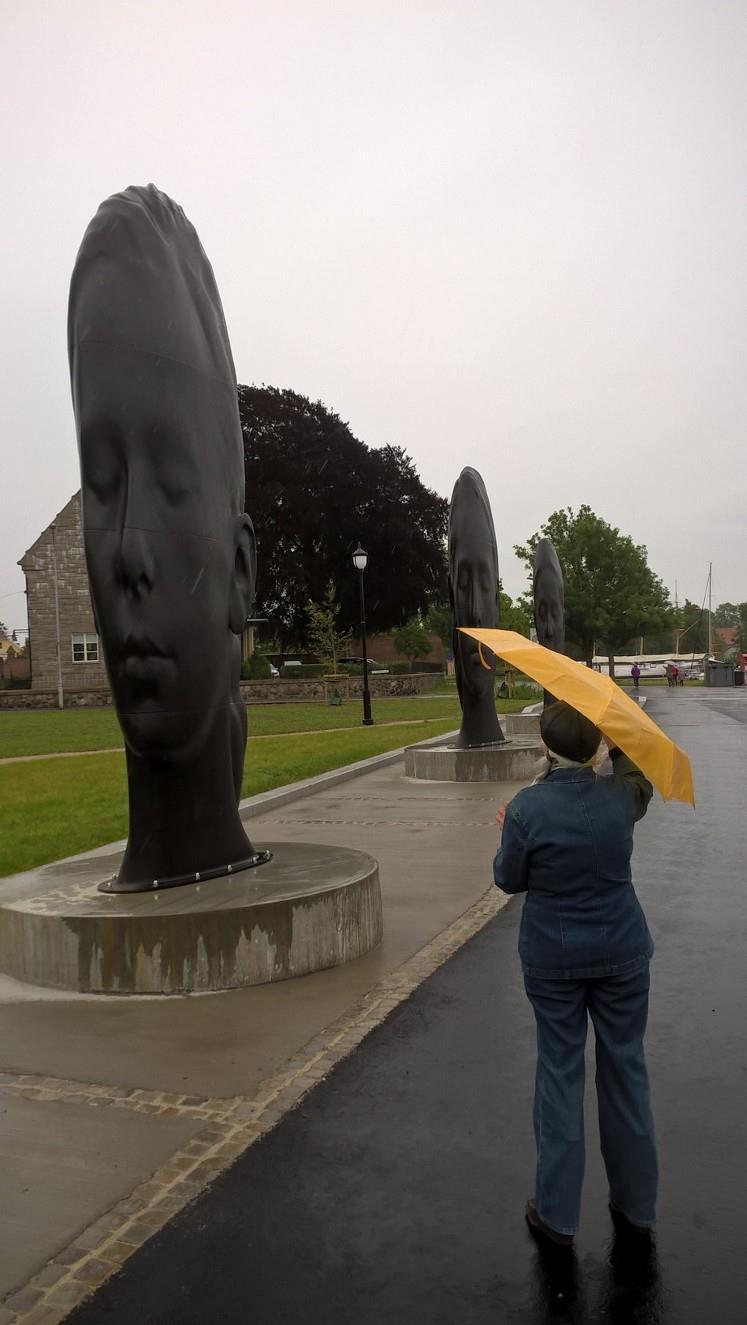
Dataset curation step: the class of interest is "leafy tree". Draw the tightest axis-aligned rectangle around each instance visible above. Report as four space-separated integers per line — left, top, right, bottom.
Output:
239 385 448 646
305 582 352 673
713 602 740 627
711 601 747 656
392 619 432 672
423 602 451 648
241 653 273 680
500 590 532 637
515 506 673 673
714 606 747 657
738 605 747 655
674 598 709 658
0 620 8 637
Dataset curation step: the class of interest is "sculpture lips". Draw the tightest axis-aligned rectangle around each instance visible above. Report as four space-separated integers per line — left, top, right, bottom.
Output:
122 634 169 660
120 636 172 687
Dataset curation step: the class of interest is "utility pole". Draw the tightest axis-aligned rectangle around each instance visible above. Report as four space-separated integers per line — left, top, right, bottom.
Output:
708 562 713 658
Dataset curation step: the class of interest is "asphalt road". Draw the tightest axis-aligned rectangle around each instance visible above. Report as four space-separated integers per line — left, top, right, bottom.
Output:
66 688 747 1325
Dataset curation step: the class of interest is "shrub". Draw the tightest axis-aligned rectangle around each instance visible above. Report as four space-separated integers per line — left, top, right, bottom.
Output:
241 653 273 680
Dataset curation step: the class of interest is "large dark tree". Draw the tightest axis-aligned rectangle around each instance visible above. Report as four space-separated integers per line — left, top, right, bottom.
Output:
239 385 448 645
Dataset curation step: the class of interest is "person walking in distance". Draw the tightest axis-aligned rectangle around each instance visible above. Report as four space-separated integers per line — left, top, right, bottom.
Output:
631 661 641 691
494 701 657 1247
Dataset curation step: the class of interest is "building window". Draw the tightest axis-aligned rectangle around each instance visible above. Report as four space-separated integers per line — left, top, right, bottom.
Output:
71 633 99 663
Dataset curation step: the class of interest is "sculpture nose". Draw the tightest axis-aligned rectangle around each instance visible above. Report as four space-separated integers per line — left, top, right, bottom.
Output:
117 524 155 597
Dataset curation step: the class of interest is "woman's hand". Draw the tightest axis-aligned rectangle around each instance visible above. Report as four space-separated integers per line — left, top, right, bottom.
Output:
496 803 508 830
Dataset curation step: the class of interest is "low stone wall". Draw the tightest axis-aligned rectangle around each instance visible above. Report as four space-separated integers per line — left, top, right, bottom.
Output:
240 672 441 703
0 688 113 711
0 673 441 711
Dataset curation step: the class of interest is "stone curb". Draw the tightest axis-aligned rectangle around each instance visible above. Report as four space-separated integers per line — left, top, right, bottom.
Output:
1 884 510 1324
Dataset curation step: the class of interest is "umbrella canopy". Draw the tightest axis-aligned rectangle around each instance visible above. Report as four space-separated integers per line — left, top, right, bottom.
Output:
459 627 695 806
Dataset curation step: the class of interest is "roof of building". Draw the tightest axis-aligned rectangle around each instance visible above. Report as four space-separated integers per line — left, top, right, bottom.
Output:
0 634 21 659
18 492 81 569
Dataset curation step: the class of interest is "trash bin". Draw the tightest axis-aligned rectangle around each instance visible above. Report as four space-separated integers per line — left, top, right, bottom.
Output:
705 661 735 687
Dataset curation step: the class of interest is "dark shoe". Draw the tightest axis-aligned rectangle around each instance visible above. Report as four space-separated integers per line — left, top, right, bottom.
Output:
609 1200 654 1236
526 1199 574 1246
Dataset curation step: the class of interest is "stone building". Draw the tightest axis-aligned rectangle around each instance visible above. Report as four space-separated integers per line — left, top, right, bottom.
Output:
19 492 109 695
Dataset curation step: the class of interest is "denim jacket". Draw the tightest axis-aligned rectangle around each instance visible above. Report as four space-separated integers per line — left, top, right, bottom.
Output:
493 752 654 979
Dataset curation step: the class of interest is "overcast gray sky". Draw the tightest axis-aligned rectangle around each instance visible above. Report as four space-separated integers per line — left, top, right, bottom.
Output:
2 0 745 638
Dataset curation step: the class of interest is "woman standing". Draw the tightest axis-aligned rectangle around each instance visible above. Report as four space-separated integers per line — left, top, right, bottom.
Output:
494 700 657 1246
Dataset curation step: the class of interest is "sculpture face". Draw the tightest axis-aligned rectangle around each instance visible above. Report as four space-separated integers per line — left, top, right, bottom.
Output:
68 185 265 891
533 538 565 655
76 344 255 760
450 513 498 701
448 468 504 747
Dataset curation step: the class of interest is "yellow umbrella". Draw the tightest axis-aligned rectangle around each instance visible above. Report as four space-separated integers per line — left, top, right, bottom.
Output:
459 627 695 806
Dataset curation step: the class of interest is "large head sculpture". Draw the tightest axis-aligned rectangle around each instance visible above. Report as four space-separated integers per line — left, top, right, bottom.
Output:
448 467 505 747
533 537 565 655
68 184 267 891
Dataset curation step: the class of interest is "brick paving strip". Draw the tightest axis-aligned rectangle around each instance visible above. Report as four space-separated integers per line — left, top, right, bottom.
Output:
0 718 454 765
0 886 510 1325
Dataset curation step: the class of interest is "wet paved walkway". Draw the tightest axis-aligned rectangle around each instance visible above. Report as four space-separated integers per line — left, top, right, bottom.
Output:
66 689 746 1324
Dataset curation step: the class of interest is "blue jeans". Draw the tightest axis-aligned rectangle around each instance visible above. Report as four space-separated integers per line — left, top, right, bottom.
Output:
524 963 658 1236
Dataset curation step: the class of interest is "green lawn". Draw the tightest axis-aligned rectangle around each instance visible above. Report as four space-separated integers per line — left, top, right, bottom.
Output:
0 694 528 759
0 717 462 878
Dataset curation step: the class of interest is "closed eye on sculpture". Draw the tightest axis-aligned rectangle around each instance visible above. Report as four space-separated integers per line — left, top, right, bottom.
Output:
80 420 122 506
85 470 121 506
149 429 194 506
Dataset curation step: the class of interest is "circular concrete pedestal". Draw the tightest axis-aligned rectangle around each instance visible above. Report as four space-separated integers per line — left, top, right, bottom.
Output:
404 738 542 782
0 843 382 995
501 713 541 738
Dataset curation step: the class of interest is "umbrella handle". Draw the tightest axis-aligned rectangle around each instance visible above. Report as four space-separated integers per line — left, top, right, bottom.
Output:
477 641 493 671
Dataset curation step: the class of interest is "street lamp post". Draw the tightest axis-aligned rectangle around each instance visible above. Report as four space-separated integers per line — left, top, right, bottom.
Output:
352 545 374 726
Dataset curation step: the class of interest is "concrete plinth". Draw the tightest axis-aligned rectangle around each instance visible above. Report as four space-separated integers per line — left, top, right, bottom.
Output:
501 713 541 738
0 843 382 995
404 737 542 782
